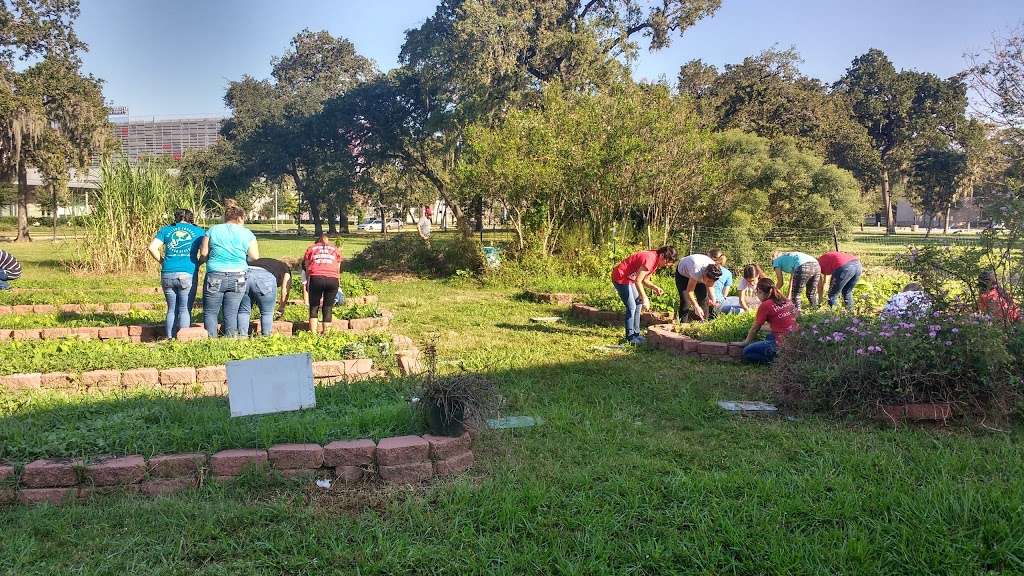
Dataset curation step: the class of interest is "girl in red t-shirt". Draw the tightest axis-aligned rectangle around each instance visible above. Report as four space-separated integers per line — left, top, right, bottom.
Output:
978 271 1020 323
734 278 799 364
302 233 343 334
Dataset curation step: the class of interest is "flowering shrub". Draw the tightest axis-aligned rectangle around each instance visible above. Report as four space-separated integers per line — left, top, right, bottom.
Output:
772 309 1021 418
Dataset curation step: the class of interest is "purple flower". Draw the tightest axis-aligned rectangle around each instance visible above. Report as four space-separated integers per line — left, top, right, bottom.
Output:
951 328 960 334
944 341 953 346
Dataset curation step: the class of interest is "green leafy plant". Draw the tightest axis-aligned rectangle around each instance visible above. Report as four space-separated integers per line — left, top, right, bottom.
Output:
772 312 1021 419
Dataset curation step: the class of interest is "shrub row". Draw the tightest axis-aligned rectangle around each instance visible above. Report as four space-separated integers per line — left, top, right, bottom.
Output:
0 432 474 506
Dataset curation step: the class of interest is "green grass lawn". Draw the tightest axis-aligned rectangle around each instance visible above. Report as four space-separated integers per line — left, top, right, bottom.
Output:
1 235 1024 573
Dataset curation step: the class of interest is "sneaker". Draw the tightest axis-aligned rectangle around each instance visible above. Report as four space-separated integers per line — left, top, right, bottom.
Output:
627 335 646 346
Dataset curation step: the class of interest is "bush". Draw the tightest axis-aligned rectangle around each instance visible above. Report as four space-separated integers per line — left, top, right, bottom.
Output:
349 234 484 277
772 311 1021 418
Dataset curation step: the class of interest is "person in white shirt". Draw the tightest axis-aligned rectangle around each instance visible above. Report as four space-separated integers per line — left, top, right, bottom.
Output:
674 252 723 322
881 283 932 319
417 209 432 241
720 264 765 314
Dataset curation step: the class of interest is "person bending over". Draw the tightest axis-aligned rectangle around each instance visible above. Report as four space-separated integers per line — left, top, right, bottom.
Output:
772 250 820 310
674 252 723 322
0 249 22 290
303 233 343 334
238 258 292 336
735 278 799 364
611 245 678 345
817 250 862 312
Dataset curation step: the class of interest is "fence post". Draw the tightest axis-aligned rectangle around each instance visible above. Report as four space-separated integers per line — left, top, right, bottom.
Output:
689 225 695 255
832 223 840 252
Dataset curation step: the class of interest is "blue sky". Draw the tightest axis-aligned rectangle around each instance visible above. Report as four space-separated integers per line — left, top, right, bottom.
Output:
76 0 1022 117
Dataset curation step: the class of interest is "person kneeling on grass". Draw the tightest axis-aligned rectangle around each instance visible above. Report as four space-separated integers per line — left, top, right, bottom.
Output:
734 278 799 364
674 252 723 322
0 249 22 290
611 245 679 345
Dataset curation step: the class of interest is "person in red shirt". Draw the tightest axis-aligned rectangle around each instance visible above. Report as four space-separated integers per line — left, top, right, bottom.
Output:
817 251 862 312
978 271 1021 323
611 245 678 344
734 277 799 364
302 233 343 334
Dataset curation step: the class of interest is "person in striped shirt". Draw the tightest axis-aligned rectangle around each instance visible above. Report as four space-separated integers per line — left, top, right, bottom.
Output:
0 249 21 290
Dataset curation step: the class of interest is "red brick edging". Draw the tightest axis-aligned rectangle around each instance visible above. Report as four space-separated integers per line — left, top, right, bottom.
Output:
0 432 475 506
522 291 577 305
645 323 745 361
0 311 393 343
0 359 377 394
569 303 673 328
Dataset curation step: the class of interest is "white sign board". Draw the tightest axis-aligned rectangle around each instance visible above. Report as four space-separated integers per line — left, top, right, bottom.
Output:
226 353 316 417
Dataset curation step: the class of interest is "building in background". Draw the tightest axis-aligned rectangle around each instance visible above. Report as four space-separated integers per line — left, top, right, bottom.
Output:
1 113 225 219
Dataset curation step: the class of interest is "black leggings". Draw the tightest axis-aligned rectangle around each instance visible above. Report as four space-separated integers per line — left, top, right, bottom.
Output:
308 276 340 322
675 270 713 322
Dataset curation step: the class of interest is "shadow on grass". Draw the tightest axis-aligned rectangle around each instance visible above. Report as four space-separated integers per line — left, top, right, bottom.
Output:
0 351 760 466
494 321 601 338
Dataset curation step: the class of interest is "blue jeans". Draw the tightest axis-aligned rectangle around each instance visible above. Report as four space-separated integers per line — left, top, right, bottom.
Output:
719 304 744 315
161 272 195 339
203 270 247 337
237 267 278 337
743 334 777 364
828 259 862 311
0 269 9 290
613 281 642 341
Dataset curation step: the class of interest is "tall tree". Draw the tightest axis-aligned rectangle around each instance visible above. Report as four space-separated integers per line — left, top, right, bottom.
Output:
0 0 108 241
835 49 966 234
222 29 375 236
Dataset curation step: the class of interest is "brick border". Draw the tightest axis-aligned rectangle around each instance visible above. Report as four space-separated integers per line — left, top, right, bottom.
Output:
0 432 474 506
0 310 393 343
1 359 377 394
645 323 745 361
522 291 577 305
569 303 673 328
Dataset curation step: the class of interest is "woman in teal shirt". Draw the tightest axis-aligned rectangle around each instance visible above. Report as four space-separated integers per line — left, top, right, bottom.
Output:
771 250 821 310
148 209 205 339
199 205 259 337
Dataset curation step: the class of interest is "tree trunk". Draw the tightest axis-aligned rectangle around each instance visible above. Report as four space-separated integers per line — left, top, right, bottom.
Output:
880 169 895 235
327 207 338 235
339 204 350 234
380 207 387 238
943 205 951 235
310 203 323 237
15 161 31 242
51 185 58 241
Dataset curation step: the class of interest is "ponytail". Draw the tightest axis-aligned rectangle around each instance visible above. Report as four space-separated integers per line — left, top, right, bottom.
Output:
756 277 786 304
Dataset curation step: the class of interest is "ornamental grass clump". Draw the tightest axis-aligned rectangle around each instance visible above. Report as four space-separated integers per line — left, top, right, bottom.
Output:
772 310 1021 419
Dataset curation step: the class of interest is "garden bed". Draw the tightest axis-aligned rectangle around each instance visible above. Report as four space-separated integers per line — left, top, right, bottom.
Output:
569 303 673 327
521 290 577 305
646 323 745 360
0 432 474 506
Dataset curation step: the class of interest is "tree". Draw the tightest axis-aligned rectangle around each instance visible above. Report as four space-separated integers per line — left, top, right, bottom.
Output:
0 0 107 241
222 29 375 236
335 0 720 237
835 49 967 234
459 83 717 253
712 130 864 262
679 48 879 196
908 147 967 234
968 27 1024 147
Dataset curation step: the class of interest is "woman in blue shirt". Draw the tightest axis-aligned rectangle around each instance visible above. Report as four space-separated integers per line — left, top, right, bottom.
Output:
771 250 821 310
148 209 205 339
199 205 259 337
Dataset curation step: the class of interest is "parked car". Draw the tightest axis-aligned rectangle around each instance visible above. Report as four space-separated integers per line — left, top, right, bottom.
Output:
357 218 404 232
